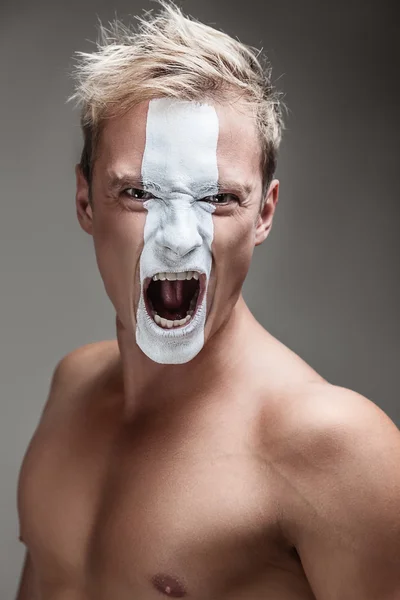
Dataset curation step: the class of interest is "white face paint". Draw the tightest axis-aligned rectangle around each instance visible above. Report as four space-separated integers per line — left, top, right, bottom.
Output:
136 98 219 364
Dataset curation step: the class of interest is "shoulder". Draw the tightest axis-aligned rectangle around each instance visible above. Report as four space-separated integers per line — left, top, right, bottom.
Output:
265 381 400 485
263 386 400 598
262 380 398 453
19 338 120 444
285 382 399 460
50 339 120 390
266 381 400 543
17 341 120 535
39 340 120 420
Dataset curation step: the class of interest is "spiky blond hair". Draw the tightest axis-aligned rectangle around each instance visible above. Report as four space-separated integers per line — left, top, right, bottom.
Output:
69 1 284 198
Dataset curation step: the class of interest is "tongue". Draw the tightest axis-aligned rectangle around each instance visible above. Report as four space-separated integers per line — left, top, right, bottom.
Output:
160 280 185 310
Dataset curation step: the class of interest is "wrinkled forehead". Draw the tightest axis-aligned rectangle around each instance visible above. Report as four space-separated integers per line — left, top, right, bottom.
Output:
97 98 261 191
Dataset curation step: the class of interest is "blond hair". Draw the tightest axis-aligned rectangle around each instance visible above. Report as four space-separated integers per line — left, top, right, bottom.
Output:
69 1 284 198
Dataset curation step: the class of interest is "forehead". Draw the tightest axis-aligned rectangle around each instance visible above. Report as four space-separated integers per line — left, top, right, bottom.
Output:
97 98 262 186
142 98 219 193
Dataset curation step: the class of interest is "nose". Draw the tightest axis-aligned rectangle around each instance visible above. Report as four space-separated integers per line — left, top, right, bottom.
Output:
155 203 203 257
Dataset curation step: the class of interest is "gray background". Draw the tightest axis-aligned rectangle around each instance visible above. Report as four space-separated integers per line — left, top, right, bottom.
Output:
1 0 399 595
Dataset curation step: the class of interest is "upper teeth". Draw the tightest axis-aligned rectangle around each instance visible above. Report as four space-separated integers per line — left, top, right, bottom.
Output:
152 271 200 281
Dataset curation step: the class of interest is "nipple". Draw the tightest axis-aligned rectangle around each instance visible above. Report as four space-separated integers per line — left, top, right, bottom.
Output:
151 573 188 597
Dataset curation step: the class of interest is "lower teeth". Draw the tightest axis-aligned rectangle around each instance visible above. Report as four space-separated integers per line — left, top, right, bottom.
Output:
154 313 192 328
151 287 199 330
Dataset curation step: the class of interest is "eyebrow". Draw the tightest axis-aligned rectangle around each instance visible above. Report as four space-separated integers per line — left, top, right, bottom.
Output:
216 180 253 197
105 172 252 198
105 173 162 195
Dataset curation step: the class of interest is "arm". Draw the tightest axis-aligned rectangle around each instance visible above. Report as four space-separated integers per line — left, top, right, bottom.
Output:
15 550 40 600
278 386 400 599
14 359 66 600
15 342 113 600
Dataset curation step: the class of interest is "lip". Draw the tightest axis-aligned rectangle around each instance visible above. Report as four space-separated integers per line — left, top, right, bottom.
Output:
143 272 207 331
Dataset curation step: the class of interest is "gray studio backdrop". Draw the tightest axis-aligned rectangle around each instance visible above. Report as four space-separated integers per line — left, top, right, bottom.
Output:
1 0 399 595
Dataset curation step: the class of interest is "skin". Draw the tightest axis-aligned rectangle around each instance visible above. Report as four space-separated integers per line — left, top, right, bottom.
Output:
79 99 279 414
16 98 400 600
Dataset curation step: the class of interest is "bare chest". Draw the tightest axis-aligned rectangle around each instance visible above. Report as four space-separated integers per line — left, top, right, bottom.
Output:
22 394 313 600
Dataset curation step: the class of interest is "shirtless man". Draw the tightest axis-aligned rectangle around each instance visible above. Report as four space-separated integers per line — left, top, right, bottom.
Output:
15 3 400 599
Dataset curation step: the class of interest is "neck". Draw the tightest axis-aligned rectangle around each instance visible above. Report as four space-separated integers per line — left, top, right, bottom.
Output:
116 294 255 419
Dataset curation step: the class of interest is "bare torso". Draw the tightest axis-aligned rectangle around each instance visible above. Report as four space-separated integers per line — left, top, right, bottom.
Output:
18 329 325 599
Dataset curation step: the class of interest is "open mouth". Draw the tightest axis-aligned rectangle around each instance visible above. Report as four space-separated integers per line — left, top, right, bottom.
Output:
143 271 206 329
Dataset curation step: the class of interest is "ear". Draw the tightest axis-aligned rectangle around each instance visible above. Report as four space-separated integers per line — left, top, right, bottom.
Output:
254 179 279 247
75 164 93 235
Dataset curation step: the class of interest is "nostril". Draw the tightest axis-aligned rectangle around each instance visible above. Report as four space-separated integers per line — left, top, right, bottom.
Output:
164 240 200 258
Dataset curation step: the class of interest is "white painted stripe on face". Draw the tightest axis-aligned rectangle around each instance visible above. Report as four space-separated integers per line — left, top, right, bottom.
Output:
136 98 219 364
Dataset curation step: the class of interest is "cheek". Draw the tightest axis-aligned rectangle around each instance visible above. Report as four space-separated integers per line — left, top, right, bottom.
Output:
92 210 147 303
212 216 255 281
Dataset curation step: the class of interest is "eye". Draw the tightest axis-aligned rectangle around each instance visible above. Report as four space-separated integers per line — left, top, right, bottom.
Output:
123 188 156 201
200 193 237 205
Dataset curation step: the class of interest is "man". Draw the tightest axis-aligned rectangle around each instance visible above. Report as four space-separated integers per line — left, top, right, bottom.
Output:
16 2 400 599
